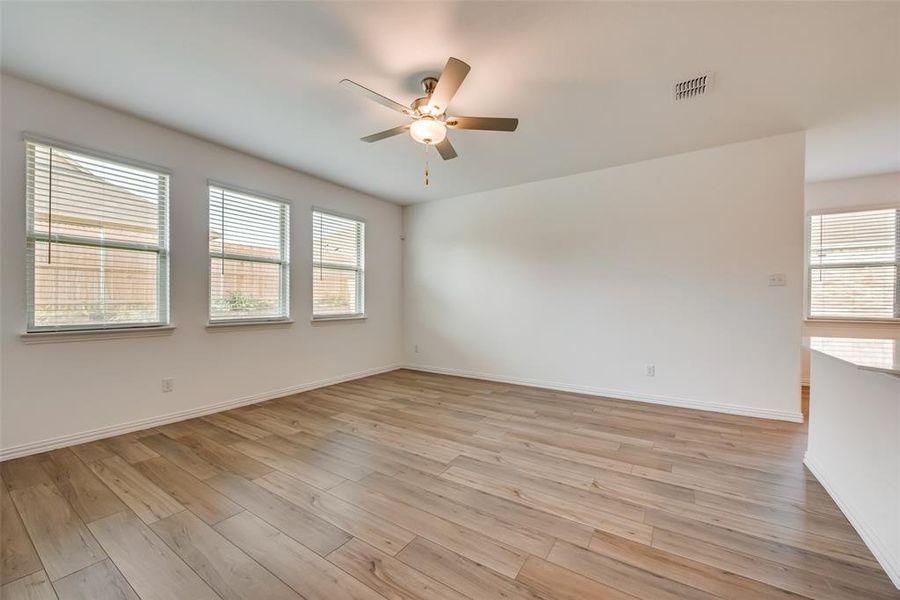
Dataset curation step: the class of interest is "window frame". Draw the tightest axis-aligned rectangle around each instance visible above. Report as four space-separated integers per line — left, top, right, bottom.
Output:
311 207 366 321
207 181 292 325
24 135 171 333
805 204 900 323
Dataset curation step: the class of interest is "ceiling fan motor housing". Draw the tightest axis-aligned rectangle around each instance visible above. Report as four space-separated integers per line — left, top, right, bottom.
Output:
410 96 434 114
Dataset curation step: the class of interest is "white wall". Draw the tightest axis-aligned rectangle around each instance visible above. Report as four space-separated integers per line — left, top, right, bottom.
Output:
0 76 403 458
801 172 900 383
806 171 900 213
805 351 900 588
403 133 805 421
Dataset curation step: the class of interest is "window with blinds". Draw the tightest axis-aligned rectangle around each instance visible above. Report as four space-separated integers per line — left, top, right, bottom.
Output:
808 208 899 320
312 209 365 318
26 140 170 332
209 185 290 322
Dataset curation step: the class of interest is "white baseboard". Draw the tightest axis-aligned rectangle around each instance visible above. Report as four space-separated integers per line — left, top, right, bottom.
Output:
0 361 805 461
804 453 900 589
0 363 403 461
403 364 805 423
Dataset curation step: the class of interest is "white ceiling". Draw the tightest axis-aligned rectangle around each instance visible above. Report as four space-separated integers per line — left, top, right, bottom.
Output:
2 2 898 204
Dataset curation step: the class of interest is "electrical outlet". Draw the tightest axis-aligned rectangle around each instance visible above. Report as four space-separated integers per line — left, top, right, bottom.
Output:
645 365 655 377
414 345 419 354
162 378 174 393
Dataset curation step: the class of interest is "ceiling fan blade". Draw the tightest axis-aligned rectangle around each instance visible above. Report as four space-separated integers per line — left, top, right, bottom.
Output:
426 57 471 114
360 124 410 143
446 116 518 132
435 138 458 160
340 79 412 115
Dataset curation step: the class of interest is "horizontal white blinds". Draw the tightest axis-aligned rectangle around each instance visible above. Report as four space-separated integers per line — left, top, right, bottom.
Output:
313 210 365 317
809 208 899 319
26 141 169 331
209 185 290 321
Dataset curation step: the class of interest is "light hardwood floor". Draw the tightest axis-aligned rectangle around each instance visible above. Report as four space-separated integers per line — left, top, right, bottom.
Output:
1 370 897 599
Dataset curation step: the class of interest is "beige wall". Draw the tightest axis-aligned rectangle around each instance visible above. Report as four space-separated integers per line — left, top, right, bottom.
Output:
806 350 900 587
0 76 404 457
404 133 805 421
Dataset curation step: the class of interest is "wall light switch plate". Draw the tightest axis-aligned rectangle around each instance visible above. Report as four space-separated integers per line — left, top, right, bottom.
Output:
768 273 786 287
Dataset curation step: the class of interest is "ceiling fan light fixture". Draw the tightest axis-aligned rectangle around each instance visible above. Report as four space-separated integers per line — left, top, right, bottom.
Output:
409 117 447 145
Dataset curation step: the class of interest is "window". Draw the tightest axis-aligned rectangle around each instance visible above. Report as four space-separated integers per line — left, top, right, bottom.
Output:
208 185 290 322
808 208 899 320
26 140 169 332
312 209 365 318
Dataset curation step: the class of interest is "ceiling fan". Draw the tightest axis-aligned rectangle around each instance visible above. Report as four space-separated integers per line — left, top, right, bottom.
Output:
340 57 518 161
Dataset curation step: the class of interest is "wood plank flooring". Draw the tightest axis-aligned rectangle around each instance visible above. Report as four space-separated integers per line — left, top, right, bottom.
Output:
1 370 897 599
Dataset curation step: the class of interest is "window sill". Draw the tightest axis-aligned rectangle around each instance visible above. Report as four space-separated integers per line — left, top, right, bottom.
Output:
206 319 294 331
21 325 176 344
805 319 900 326
311 315 367 323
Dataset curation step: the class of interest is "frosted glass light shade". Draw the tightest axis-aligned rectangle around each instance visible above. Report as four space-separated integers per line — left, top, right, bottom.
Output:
409 117 447 145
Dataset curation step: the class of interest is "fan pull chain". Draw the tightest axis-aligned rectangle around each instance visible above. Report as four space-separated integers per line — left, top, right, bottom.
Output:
424 144 430 187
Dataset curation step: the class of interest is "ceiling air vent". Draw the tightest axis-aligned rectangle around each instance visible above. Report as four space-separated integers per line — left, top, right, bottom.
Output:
673 72 713 101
